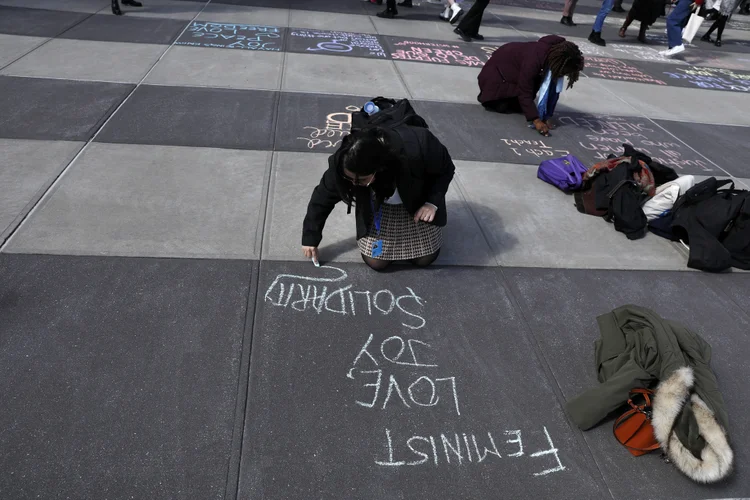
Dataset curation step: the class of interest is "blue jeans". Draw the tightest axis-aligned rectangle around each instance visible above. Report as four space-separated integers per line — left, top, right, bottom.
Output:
667 0 692 48
593 0 614 32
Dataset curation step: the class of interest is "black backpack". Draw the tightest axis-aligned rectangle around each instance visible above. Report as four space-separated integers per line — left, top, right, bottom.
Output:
350 97 428 132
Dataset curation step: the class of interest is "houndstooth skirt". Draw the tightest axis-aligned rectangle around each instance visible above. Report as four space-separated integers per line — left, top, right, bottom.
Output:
358 203 443 261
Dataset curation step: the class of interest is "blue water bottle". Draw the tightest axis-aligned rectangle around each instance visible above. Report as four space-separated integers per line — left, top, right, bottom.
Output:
364 101 380 115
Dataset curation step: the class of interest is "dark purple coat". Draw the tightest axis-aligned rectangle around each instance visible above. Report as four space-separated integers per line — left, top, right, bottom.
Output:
478 35 566 121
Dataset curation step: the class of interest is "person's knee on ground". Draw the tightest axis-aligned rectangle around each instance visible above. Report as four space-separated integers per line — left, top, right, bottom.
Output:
362 254 392 271
410 250 440 267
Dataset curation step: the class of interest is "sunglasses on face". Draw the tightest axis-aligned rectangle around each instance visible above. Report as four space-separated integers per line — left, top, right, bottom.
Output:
342 172 376 187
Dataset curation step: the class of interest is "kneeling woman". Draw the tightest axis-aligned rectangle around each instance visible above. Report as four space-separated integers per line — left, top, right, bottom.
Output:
302 126 455 271
477 35 584 136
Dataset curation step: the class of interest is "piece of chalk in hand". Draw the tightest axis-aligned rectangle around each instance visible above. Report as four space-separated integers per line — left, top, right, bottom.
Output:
312 257 320 267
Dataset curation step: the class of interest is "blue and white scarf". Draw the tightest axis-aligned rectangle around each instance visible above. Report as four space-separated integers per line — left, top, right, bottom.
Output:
536 70 565 121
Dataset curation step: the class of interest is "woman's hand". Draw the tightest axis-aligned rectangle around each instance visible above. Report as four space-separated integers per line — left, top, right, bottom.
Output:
414 204 437 223
533 118 550 136
302 246 319 263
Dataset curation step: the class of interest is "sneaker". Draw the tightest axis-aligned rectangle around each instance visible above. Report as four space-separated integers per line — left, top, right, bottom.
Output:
449 3 464 23
439 6 450 20
660 44 685 56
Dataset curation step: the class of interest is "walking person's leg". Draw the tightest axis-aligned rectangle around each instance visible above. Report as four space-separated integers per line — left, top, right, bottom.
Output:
454 0 490 40
112 0 122 15
561 0 579 25
662 0 692 54
619 9 635 36
613 0 626 12
589 0 615 46
377 0 399 17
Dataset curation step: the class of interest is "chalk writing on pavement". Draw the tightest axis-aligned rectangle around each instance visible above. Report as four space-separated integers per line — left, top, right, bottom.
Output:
389 38 484 67
559 114 714 172
585 57 667 85
662 66 750 93
175 21 284 51
290 29 387 58
296 104 360 151
264 265 568 475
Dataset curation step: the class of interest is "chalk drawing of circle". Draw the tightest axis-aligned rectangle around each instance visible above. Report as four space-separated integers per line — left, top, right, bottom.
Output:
309 41 353 52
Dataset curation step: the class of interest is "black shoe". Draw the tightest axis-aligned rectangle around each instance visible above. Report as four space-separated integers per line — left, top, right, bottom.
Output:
454 27 472 42
588 30 606 46
471 33 485 40
701 33 714 43
111 0 123 15
612 5 625 12
560 15 577 26
715 39 722 47
121 0 142 5
377 9 397 18
397 0 413 6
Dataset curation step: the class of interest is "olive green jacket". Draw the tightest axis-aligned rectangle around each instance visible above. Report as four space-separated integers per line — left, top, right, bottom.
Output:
567 305 733 483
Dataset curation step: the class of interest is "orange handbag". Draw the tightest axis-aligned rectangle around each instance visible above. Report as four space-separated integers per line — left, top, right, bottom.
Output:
613 388 660 457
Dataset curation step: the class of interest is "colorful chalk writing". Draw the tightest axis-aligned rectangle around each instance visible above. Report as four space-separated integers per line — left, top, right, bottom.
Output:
661 66 750 92
289 29 387 59
297 104 360 150
175 21 284 51
559 114 714 172
388 38 483 67
584 57 667 85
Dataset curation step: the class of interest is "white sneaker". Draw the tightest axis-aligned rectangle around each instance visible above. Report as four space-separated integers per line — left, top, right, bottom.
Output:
660 44 685 57
439 6 450 19
449 3 464 23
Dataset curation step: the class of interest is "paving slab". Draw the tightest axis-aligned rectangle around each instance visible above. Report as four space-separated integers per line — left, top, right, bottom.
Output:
598 79 750 126
282 53 408 97
4 143 271 259
98 0 204 19
196 4 290 26
412 99 582 164
653 119 750 179
175 21 286 51
457 161 688 269
1 39 166 83
288 28 387 59
555 112 725 176
556 77 642 116
637 60 750 93
0 5 89 37
145 45 283 90
288 10 378 33
0 0 107 13
275 91 365 154
96 85 278 150
394 60 481 103
369 15 470 42
238 261 608 500
582 56 671 86
262 152 495 266
0 33 47 69
0 139 83 241
290 0 366 14
59 13 187 44
0 253 252 499
0 76 133 141
505 267 750 499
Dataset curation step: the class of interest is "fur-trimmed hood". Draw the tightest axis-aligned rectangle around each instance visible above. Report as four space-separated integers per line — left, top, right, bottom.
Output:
567 305 733 483
653 367 733 483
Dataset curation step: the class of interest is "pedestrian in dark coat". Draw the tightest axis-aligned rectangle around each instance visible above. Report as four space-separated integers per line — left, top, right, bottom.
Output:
302 126 455 271
453 0 490 41
477 35 584 135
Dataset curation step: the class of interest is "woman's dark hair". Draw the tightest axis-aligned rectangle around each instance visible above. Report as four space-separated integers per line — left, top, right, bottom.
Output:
335 127 401 206
547 41 585 90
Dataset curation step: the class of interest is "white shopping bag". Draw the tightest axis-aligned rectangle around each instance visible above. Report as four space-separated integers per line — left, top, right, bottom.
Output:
683 13 705 44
